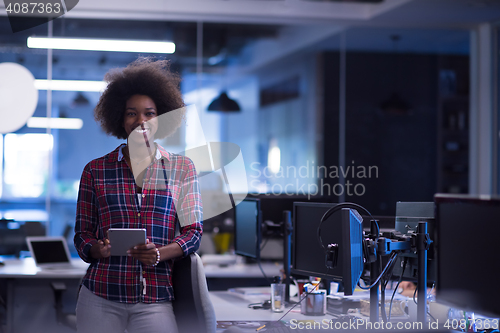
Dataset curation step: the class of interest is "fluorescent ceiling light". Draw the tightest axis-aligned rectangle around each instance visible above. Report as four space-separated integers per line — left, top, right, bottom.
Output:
27 117 83 130
34 79 107 92
27 37 175 54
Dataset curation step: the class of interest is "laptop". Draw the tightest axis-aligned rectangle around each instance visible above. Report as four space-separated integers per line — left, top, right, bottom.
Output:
26 236 75 270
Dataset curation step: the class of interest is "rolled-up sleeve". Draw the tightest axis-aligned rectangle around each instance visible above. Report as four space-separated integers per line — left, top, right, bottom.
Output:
74 163 99 263
173 158 203 256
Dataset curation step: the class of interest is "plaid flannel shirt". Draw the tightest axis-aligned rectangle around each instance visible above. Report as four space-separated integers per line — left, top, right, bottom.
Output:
74 144 203 303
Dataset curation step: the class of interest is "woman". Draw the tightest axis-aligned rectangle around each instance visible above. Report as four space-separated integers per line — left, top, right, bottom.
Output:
74 58 203 333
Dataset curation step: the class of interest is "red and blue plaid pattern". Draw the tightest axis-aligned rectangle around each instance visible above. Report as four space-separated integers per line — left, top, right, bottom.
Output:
74 144 203 303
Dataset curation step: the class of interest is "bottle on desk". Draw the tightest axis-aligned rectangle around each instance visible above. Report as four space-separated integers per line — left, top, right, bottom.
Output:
271 276 285 312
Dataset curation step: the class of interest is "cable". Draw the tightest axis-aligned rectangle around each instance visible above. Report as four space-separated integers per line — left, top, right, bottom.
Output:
380 253 399 323
244 256 272 285
379 252 399 323
259 236 270 252
247 301 270 310
381 279 388 323
426 283 437 322
317 203 378 254
429 283 435 297
382 254 399 295
416 287 439 324
357 252 398 290
388 257 408 322
383 253 400 290
256 258 272 285
410 267 434 323
255 281 322 331
428 311 437 323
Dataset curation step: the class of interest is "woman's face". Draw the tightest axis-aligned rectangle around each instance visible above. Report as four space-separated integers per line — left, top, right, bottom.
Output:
123 94 158 145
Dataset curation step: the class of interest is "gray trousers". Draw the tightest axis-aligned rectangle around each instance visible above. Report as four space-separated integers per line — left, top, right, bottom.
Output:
76 285 178 333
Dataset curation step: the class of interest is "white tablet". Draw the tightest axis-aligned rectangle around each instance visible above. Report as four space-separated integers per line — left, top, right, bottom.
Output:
108 228 146 256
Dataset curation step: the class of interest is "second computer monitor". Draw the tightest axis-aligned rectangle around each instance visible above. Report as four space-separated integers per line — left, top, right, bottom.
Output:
234 197 262 260
291 202 364 296
435 194 500 317
391 201 436 283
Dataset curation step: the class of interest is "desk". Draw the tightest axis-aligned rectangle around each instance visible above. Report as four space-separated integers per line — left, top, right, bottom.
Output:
209 290 455 333
0 258 281 332
204 262 282 291
0 257 88 278
0 257 88 333
210 290 335 322
1 259 452 333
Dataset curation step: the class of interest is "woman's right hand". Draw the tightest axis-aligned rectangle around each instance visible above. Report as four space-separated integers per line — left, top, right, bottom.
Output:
90 239 111 259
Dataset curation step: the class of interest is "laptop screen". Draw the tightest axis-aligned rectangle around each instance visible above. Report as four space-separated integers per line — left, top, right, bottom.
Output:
27 237 71 266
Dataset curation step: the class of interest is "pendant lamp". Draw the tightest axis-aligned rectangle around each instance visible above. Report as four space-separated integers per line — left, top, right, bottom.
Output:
207 92 241 112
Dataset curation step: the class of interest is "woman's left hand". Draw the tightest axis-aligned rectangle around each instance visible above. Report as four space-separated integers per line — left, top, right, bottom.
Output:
127 239 159 266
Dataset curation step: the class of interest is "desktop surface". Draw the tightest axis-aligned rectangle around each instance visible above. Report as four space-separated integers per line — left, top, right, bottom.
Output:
211 287 455 333
0 257 88 278
210 287 335 322
203 259 283 291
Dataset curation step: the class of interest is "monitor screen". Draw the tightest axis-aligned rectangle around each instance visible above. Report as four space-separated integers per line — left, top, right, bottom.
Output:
291 202 364 295
234 198 261 260
0 230 25 256
435 194 500 317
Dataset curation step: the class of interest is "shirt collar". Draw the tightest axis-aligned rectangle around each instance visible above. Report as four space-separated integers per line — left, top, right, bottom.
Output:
116 143 170 162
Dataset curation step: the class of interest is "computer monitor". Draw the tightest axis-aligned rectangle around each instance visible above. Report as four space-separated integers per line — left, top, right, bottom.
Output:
361 215 395 232
0 220 28 256
435 194 500 317
234 197 262 260
291 202 364 296
245 194 331 260
247 194 331 226
391 201 436 283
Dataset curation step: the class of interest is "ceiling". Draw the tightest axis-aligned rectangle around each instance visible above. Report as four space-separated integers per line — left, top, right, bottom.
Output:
0 0 499 108
1 0 498 58
0 18 281 73
1 0 493 27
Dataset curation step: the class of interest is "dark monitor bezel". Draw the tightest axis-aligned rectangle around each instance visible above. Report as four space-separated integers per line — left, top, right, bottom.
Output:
291 202 336 279
290 202 364 295
234 197 262 260
435 193 500 317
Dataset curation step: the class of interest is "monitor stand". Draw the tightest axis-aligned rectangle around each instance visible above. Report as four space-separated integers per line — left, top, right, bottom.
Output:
368 221 431 323
282 210 295 305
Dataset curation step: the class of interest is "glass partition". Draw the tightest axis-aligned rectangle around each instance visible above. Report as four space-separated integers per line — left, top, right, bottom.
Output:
0 15 474 234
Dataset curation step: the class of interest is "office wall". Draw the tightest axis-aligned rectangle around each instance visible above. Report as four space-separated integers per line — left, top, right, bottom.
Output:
0 20 474 241
323 51 469 216
251 52 320 194
57 99 123 182
208 48 467 217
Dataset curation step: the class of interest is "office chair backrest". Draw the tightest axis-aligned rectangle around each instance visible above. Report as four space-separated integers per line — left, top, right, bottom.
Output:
172 252 216 333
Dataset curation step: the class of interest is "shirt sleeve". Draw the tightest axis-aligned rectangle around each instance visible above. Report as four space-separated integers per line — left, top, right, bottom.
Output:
173 157 203 257
74 162 99 263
